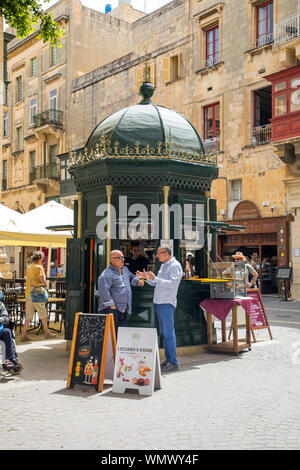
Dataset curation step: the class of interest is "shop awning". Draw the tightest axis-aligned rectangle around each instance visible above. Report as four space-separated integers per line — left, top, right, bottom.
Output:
204 221 245 232
0 201 73 247
0 230 71 247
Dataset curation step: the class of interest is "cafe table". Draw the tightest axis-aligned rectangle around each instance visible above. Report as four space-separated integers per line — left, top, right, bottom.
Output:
200 297 252 355
17 297 66 334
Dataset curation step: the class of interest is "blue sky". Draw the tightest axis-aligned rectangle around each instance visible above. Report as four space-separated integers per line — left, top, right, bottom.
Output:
41 0 172 14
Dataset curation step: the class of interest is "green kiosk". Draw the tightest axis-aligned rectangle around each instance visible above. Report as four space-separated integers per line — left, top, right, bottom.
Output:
65 83 239 351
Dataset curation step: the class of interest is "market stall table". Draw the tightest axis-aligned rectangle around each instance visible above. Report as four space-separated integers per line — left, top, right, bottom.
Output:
200 297 252 355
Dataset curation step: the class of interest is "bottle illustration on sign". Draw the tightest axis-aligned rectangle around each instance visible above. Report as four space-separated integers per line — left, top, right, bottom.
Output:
91 359 99 385
75 361 81 377
84 356 94 384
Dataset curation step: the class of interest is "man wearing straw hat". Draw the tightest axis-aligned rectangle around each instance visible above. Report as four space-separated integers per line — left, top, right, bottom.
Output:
232 251 258 289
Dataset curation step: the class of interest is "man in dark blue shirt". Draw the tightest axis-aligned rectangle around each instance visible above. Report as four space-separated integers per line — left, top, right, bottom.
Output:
98 250 144 335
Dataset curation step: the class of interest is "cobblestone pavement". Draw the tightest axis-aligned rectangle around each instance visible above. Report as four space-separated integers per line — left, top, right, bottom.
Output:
1 296 300 450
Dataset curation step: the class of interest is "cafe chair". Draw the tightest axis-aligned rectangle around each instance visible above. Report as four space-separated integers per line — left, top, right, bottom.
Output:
16 290 26 333
47 300 65 333
3 291 18 325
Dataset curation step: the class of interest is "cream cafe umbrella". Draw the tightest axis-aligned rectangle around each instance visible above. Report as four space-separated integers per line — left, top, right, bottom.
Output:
0 201 74 280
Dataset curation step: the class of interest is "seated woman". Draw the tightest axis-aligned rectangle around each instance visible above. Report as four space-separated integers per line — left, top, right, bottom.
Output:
0 301 22 375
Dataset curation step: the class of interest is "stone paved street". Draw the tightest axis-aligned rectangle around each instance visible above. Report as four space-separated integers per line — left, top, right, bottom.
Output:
1 295 300 450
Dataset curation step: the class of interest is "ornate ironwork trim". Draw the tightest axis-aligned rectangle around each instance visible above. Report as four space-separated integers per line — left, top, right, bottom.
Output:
75 173 213 193
69 131 218 168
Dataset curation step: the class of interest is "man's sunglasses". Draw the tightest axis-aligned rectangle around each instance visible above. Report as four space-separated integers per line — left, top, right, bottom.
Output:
112 256 125 260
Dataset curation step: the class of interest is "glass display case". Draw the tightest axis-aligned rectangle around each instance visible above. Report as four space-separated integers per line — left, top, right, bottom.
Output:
210 262 247 299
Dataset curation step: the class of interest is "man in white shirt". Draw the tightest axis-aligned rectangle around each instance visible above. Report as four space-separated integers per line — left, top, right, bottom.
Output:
137 246 183 372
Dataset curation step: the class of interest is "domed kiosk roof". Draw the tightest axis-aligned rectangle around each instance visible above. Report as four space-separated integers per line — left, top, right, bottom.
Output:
69 83 217 167
86 83 204 157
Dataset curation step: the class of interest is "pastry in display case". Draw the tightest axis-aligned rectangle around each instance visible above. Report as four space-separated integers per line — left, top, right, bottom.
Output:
210 262 247 299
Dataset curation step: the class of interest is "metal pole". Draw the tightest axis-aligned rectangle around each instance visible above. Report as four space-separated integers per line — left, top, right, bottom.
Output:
106 185 113 267
298 0 300 38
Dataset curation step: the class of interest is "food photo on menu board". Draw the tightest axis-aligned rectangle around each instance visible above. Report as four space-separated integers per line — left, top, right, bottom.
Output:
116 353 152 388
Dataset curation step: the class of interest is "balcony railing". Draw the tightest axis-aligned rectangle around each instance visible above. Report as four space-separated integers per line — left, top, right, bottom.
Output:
274 13 300 46
32 109 63 129
204 53 220 69
251 124 272 146
254 32 274 48
33 163 59 181
203 136 221 154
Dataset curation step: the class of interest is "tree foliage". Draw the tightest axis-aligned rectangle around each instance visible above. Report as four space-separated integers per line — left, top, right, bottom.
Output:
0 0 63 46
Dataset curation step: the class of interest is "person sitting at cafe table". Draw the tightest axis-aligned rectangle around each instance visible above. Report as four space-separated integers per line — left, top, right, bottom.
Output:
232 252 258 289
0 301 23 375
21 251 56 341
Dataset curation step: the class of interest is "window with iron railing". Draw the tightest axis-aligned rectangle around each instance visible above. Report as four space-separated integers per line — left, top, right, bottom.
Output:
203 102 220 152
251 86 272 145
205 25 219 68
255 1 273 48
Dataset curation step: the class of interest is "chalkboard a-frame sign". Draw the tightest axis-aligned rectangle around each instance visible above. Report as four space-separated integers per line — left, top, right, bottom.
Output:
277 267 292 280
67 313 116 392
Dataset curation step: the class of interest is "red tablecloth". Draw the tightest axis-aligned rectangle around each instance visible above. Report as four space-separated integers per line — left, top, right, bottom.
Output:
200 298 252 322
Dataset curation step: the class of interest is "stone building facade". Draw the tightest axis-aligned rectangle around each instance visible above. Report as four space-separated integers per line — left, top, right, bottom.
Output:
68 0 299 296
1 0 144 212
1 0 300 297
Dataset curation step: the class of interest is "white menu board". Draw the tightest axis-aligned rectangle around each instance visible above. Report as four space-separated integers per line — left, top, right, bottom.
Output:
112 327 162 396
